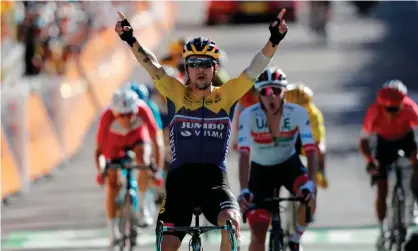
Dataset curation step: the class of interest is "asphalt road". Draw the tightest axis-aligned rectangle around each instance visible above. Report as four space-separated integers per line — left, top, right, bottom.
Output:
2 1 418 251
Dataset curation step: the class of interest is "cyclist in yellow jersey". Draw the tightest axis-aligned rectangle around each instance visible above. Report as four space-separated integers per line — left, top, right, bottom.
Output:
285 83 328 188
115 9 289 251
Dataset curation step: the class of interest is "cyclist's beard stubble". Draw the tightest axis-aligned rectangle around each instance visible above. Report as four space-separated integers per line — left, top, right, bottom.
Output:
192 76 212 90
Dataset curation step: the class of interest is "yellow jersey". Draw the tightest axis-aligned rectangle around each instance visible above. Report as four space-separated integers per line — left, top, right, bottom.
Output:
154 72 253 169
291 102 325 155
305 102 325 144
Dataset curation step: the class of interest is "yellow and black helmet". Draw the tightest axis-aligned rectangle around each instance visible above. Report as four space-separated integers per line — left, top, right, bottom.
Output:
182 37 221 61
285 83 313 105
168 38 186 56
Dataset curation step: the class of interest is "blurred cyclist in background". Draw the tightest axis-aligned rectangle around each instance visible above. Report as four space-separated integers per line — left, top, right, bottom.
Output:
129 82 163 129
94 88 164 247
309 1 332 45
128 81 165 219
159 37 231 86
359 80 418 247
285 83 328 189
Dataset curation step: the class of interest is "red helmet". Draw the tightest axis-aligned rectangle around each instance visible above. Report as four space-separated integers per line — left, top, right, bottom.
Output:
377 80 407 106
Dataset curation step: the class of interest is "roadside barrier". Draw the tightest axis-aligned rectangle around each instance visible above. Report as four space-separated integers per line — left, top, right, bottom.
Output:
1 1 175 201
1 128 21 198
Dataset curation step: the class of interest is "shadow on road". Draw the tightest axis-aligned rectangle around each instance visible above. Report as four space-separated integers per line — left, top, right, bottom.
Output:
338 1 418 125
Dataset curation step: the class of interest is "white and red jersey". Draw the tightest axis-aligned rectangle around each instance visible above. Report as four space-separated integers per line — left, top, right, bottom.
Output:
238 102 316 165
97 99 158 159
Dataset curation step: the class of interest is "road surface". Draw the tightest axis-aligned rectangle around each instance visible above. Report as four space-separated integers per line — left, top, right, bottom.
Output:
2 1 418 250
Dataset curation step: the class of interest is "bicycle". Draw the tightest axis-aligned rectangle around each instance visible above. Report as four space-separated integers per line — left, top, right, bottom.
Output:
103 150 161 251
380 150 409 251
243 188 312 251
156 206 238 251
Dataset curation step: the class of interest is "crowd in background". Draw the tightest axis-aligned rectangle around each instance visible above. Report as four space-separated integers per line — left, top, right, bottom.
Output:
1 1 144 79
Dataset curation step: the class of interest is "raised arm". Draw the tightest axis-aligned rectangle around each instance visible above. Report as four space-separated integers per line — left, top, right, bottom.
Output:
222 9 289 107
115 12 165 80
244 8 288 80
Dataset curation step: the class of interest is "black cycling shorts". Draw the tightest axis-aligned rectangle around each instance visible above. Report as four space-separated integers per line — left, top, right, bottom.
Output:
249 154 308 210
374 130 417 180
156 164 239 241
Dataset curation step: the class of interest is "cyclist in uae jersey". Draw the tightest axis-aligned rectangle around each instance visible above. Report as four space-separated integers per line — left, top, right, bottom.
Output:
115 9 288 251
359 80 418 245
237 67 317 251
94 88 164 246
285 83 328 189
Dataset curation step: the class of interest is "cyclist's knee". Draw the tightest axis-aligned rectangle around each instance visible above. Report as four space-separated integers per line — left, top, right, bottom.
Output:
138 170 152 192
250 226 268 244
161 235 181 251
248 210 269 243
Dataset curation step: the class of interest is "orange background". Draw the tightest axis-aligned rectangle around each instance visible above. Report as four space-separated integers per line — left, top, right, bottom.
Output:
1 1 175 199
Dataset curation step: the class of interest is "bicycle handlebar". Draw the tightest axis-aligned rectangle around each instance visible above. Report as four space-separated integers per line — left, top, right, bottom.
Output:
155 220 237 251
242 196 312 224
104 161 158 172
102 159 161 184
162 225 225 235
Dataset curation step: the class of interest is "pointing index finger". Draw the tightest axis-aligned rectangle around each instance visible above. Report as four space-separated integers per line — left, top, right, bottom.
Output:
277 8 286 19
117 11 127 21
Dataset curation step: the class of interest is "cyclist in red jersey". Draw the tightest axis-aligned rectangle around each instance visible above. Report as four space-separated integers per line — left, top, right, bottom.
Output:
95 88 164 245
359 80 418 245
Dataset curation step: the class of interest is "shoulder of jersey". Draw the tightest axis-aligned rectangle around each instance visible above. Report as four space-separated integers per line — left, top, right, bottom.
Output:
244 103 261 112
102 106 113 116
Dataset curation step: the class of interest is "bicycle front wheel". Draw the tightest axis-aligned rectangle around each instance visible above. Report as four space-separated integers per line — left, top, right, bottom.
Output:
268 232 285 251
119 194 135 251
391 187 406 251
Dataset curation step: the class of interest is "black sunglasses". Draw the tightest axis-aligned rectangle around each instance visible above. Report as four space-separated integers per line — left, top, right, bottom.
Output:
385 106 400 113
186 58 214 69
259 86 283 96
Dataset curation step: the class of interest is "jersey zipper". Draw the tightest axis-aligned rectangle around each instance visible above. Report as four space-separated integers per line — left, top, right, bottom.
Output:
200 98 205 163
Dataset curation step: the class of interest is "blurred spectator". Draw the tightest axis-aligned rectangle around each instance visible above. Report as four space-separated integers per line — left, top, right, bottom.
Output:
3 1 148 80
15 1 93 76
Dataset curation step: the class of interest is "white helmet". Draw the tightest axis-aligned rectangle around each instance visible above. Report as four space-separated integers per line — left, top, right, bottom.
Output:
111 88 139 114
254 67 288 91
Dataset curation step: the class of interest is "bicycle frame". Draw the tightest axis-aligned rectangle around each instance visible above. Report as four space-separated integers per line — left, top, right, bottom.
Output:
155 207 237 251
243 189 311 251
104 150 157 251
389 162 407 251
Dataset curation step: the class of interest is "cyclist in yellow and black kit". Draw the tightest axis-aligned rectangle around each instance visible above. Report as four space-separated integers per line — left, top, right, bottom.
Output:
115 8 289 251
285 83 328 188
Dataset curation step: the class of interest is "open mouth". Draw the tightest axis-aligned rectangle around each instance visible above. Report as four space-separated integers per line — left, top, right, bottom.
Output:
197 75 206 81
269 102 275 109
